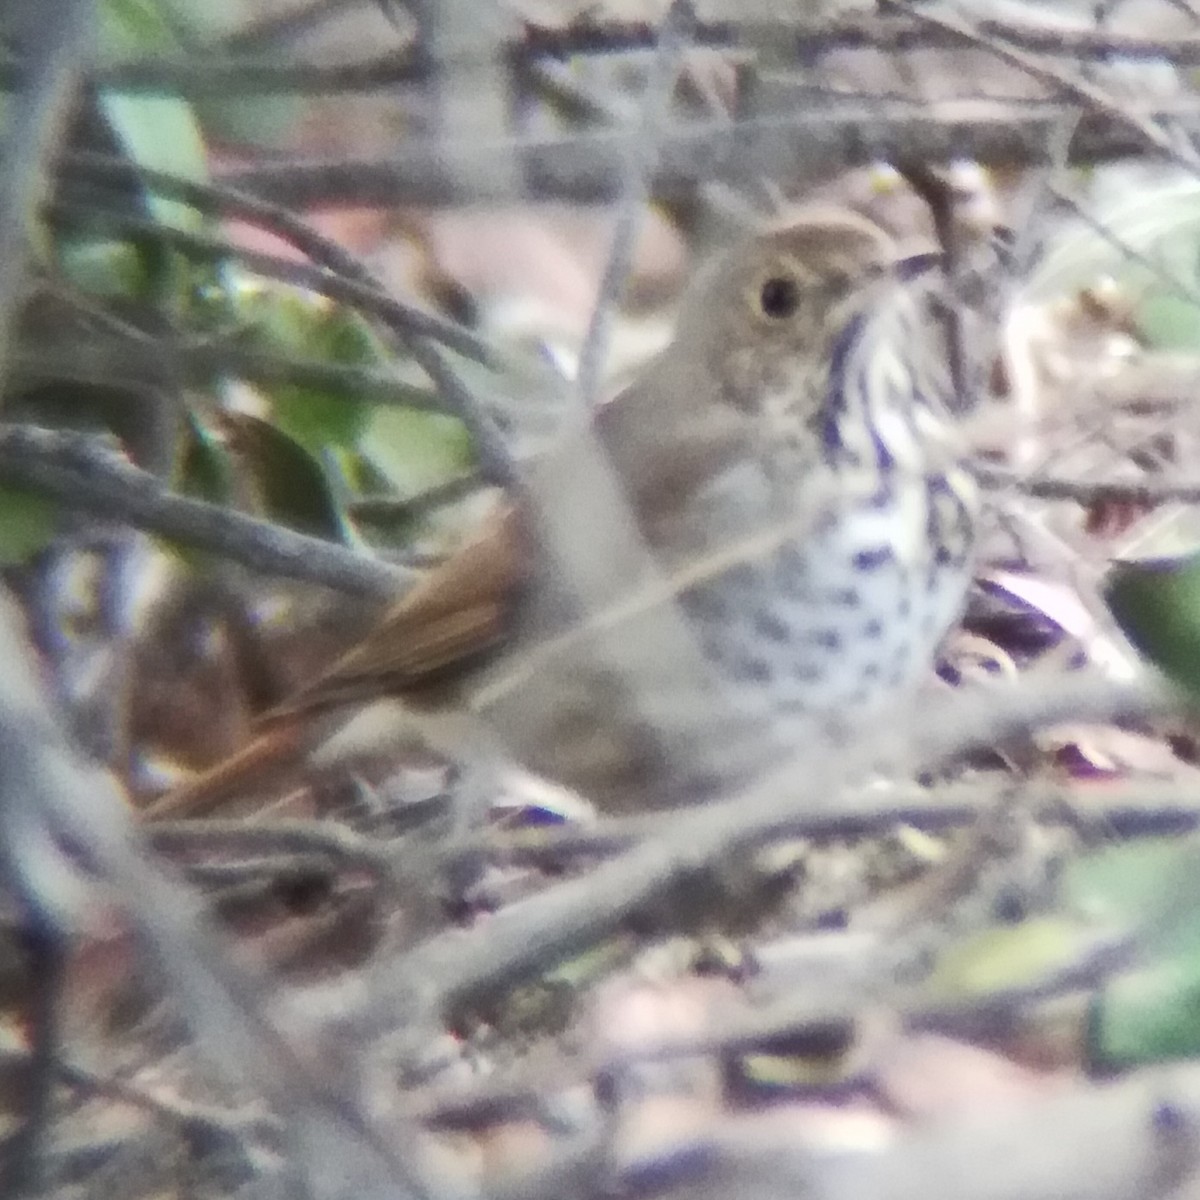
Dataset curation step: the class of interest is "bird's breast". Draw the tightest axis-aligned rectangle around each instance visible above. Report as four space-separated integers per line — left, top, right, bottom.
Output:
678 463 977 724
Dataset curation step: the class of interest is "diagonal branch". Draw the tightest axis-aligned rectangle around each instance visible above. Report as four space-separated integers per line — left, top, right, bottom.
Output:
0 426 413 599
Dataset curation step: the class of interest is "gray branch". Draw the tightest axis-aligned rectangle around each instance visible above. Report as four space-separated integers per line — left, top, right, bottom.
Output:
379 670 1173 1030
5 13 1200 99
0 426 414 599
0 589 430 1200
216 97 1200 208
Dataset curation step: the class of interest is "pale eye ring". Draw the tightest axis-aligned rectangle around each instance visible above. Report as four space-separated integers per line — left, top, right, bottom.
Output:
757 273 801 320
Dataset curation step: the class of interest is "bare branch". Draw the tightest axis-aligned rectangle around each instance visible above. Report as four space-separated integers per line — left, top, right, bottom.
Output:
0 591 431 1199
380 670 1173 1029
0 426 413 599
889 0 1200 177
0 5 96 1186
33 11 1200 103
592 1057 1200 1200
60 150 384 283
44 197 497 367
981 465 1200 507
0 0 93 397
574 0 694 412
516 11 1200 66
216 97 1200 208
12 335 450 413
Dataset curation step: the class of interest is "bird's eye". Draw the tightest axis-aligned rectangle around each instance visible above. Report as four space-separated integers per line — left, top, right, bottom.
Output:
757 274 801 320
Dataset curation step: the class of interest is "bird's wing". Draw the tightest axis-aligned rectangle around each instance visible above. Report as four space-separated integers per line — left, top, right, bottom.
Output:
267 502 528 718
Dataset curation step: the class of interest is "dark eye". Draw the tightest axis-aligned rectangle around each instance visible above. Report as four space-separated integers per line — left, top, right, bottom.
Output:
758 274 801 319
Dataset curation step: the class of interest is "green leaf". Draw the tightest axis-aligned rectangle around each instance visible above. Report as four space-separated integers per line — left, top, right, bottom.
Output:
220 413 348 542
176 409 232 505
0 487 59 565
1062 836 1200 1068
1105 554 1200 698
101 0 176 54
363 407 474 495
1065 837 1200 960
1090 957 1200 1067
918 838 1200 1071
1137 292 1200 352
99 0 209 231
923 917 1090 998
1066 837 1199 926
54 238 153 300
241 291 390 454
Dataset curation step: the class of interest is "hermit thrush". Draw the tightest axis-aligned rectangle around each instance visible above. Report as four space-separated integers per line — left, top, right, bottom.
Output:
145 208 980 820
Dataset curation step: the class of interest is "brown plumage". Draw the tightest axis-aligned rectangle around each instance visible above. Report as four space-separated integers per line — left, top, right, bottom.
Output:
144 209 979 820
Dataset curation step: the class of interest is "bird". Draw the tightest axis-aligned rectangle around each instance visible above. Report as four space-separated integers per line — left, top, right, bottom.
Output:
143 208 982 822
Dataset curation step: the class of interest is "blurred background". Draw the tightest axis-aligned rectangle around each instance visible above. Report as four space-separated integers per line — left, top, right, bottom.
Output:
7 2 1200 1198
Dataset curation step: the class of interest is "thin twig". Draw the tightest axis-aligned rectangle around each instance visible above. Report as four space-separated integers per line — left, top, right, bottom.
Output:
0 0 93 398
467 775 1200 867
0 50 428 95
1045 182 1200 309
220 0 363 53
43 1051 279 1148
62 150 383 284
148 817 392 875
516 11 1200 65
401 337 518 487
980 464 1200 507
5 13 1200 101
0 4 96 1190
214 97 1200 208
573 0 693 412
379 671 1173 1029
0 426 413 598
45 197 532 488
12 336 449 413
889 0 1200 178
517 55 631 126
44 198 495 367
0 593 434 1199
351 471 486 521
